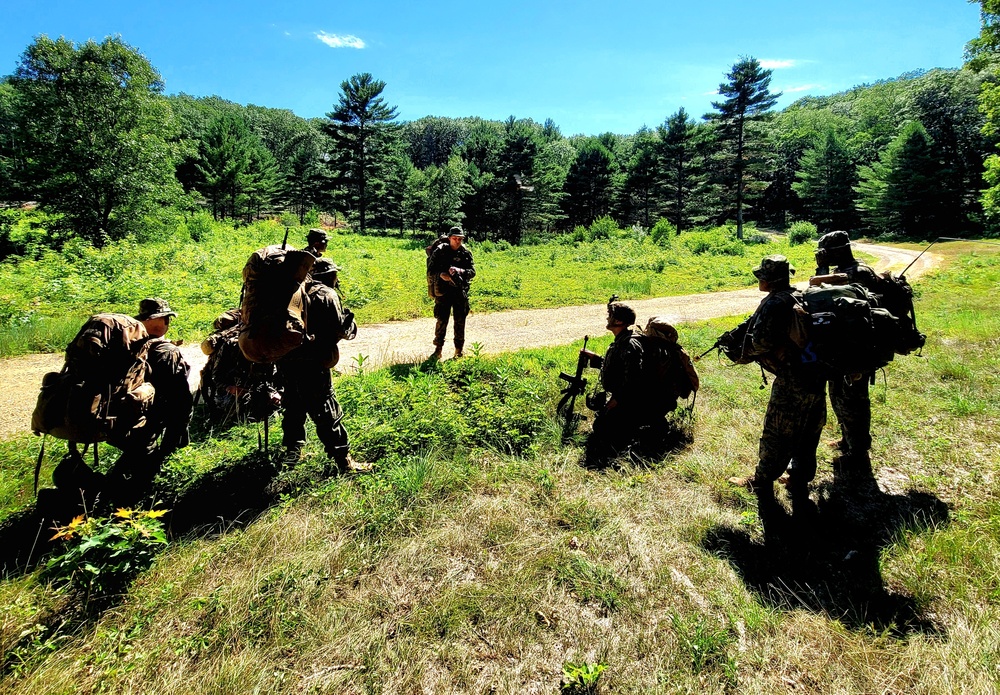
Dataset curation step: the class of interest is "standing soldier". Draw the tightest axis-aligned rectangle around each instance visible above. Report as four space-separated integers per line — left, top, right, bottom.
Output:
723 256 827 506
428 226 476 359
277 259 363 474
812 230 879 488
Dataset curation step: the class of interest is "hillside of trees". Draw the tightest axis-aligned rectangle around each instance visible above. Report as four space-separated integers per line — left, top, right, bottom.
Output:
2 17 1000 258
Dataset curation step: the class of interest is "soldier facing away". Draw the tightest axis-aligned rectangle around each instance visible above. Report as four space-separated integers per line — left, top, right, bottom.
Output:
724 256 827 507
810 230 880 489
277 258 363 474
428 226 476 359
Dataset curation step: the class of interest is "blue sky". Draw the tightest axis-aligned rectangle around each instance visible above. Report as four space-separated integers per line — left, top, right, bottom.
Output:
0 0 983 136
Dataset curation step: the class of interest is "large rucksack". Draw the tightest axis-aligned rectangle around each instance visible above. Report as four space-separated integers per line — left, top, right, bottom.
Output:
238 245 315 363
200 309 280 422
868 272 926 355
639 317 700 403
31 314 156 444
425 234 450 298
791 284 899 375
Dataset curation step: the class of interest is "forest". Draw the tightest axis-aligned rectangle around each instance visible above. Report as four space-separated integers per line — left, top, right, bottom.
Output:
2 7 1000 258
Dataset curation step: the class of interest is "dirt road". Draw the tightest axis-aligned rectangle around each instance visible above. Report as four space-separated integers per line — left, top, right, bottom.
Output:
0 243 940 440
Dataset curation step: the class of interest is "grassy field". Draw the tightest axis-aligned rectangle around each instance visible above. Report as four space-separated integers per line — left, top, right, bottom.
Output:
0 243 996 692
0 218 821 357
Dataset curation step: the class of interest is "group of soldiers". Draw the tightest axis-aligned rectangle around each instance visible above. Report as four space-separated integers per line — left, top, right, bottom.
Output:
40 224 884 513
724 231 881 507
575 231 884 506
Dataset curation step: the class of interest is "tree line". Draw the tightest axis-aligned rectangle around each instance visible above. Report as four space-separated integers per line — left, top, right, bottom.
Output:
0 28 998 255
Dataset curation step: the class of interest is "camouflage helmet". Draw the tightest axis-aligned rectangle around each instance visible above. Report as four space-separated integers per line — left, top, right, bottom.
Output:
135 297 177 321
448 225 466 238
607 301 636 327
752 255 795 283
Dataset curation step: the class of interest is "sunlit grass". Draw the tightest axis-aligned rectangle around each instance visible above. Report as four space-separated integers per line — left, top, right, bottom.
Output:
0 249 997 692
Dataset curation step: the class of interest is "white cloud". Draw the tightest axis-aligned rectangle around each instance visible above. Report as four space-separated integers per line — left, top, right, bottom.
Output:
315 32 366 49
759 59 795 69
783 84 822 93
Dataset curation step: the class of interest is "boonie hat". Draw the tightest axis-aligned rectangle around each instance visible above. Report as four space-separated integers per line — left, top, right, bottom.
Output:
816 230 851 251
307 228 329 244
311 258 340 278
136 297 177 321
752 255 795 282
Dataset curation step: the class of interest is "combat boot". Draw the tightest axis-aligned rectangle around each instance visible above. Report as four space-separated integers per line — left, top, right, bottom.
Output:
454 347 464 359
430 347 443 360
279 447 303 470
728 474 775 503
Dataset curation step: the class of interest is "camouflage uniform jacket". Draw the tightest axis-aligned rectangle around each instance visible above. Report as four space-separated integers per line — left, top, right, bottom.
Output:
428 244 476 298
741 288 800 377
600 327 646 408
286 282 357 367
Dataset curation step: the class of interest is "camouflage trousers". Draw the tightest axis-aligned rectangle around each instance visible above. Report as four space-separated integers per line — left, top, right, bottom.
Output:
433 293 470 349
756 373 827 485
828 372 872 459
278 361 349 463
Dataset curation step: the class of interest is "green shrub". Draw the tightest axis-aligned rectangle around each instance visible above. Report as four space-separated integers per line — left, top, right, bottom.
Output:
650 218 676 247
744 232 771 245
788 221 818 245
43 509 168 604
680 227 746 256
561 661 607 693
587 216 620 241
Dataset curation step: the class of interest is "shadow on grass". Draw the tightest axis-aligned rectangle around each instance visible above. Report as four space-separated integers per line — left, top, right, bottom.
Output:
0 442 332 578
701 479 950 636
583 414 696 471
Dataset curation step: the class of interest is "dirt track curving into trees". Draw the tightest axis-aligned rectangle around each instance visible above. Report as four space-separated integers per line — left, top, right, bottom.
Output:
0 242 941 440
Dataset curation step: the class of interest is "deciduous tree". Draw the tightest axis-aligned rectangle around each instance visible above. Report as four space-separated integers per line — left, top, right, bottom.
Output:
9 35 179 245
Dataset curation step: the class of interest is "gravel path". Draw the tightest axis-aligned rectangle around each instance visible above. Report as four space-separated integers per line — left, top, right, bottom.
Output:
0 243 941 441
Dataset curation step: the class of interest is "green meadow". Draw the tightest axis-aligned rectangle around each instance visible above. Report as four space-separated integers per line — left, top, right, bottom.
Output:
0 216 820 357
0 243 997 693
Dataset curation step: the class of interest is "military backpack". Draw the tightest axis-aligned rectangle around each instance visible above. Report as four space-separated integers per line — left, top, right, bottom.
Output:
31 314 156 445
640 317 700 404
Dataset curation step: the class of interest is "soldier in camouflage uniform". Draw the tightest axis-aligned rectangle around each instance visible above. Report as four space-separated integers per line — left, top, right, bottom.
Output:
428 226 476 359
812 230 879 487
725 256 827 504
583 301 650 463
278 259 362 474
105 298 193 505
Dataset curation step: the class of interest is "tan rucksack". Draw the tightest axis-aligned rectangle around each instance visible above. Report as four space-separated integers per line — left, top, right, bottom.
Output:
238 245 315 363
642 316 700 400
31 314 156 444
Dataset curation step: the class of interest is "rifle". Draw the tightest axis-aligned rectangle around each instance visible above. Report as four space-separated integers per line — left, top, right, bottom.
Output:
557 336 592 436
695 320 751 362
